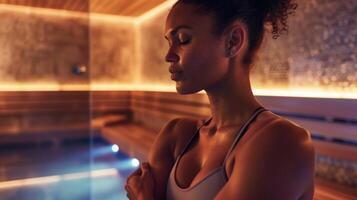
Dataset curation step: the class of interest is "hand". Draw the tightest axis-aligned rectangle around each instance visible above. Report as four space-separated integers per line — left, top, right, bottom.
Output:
125 162 155 200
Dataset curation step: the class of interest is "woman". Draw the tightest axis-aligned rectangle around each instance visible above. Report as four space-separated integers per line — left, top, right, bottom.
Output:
125 0 315 199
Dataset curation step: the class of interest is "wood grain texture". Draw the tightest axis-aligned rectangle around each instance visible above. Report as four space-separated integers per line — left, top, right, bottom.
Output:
0 0 89 12
0 0 167 16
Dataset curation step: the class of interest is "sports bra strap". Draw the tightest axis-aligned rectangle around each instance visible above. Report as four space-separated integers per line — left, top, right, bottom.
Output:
176 117 212 160
176 107 267 165
222 107 267 164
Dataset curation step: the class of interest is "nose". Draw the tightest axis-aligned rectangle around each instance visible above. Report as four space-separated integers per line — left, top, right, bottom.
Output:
165 46 179 63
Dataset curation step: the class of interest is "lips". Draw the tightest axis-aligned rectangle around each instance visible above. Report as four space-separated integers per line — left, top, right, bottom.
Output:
169 65 183 81
169 66 182 74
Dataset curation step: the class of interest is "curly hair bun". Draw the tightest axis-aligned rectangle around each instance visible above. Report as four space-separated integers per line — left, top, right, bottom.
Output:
174 0 298 65
261 0 298 39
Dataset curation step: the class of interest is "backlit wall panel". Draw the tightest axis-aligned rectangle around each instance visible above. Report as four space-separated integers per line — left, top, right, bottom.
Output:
138 7 171 85
90 15 136 84
137 0 357 94
252 0 357 93
0 5 89 86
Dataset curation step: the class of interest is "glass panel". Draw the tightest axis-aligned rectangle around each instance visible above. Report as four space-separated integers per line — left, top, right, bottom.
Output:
0 1 91 199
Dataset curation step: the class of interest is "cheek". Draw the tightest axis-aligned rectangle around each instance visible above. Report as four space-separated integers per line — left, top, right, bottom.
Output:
181 45 226 80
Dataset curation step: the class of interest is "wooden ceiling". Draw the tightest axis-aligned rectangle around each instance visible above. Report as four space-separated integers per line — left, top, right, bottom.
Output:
0 0 167 17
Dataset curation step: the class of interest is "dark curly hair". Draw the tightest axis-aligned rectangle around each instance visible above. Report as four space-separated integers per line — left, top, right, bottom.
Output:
174 0 298 66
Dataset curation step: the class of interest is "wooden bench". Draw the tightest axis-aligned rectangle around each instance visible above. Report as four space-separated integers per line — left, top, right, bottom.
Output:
0 91 131 146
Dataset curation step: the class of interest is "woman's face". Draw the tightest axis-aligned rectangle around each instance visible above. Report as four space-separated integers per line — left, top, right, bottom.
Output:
164 3 229 94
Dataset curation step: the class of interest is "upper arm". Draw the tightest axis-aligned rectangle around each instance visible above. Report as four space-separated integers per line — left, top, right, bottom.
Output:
215 120 315 200
148 118 198 199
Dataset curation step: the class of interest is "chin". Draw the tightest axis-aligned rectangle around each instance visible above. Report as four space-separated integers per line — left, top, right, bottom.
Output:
175 82 202 95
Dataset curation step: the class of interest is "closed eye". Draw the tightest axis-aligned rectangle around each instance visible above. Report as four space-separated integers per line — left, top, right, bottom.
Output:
177 32 191 45
179 38 191 45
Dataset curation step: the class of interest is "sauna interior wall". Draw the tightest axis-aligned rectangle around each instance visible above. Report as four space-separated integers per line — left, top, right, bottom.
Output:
0 6 91 136
1 0 354 90
138 0 357 92
90 16 136 84
0 6 89 86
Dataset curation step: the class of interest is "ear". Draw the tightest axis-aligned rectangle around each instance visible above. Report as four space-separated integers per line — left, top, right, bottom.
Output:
225 24 245 58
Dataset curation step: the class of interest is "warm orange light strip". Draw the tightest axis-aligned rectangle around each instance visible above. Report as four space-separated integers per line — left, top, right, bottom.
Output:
92 84 357 99
252 88 357 99
90 83 176 92
0 168 118 189
90 13 136 23
0 83 90 91
136 0 176 24
0 0 175 22
1 83 356 99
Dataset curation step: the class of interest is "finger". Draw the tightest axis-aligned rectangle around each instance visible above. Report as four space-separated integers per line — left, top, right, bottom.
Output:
131 167 142 177
126 168 142 184
140 162 150 173
141 162 152 177
125 185 135 200
126 191 134 200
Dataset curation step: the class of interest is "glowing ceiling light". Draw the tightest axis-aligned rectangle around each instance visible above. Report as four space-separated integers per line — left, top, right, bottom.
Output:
136 0 176 24
131 158 140 167
111 144 119 153
0 0 175 23
90 13 136 23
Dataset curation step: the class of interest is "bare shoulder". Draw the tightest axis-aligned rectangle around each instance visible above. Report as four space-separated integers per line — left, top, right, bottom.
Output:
257 116 313 147
149 117 199 165
247 116 315 177
147 117 200 199
150 117 200 161
240 112 315 164
245 117 316 197
216 115 315 199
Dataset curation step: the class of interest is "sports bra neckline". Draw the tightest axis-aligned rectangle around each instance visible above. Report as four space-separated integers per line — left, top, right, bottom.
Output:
173 106 267 190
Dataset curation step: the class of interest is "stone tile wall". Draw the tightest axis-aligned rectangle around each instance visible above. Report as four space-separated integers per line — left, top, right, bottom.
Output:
0 7 90 85
90 16 136 84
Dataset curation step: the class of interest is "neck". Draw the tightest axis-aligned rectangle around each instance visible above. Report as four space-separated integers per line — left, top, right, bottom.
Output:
204 64 262 130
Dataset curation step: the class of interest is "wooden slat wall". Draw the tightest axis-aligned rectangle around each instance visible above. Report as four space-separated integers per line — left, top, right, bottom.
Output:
130 91 357 162
0 91 90 144
91 91 131 116
0 91 90 116
90 0 167 16
0 0 89 12
0 0 167 16
0 91 131 144
131 91 209 131
2 90 355 162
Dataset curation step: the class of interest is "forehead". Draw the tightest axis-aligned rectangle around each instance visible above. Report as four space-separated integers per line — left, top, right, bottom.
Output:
165 3 215 35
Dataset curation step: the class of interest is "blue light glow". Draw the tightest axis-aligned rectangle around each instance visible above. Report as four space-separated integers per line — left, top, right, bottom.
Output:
131 158 140 167
111 144 119 153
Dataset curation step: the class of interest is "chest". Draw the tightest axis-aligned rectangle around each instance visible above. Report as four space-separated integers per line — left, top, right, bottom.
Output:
174 134 237 188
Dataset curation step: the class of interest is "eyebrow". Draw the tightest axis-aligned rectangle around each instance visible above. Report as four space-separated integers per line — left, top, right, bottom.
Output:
164 25 192 39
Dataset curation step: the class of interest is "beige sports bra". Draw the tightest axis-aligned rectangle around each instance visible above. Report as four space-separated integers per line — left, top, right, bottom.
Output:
166 107 268 200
